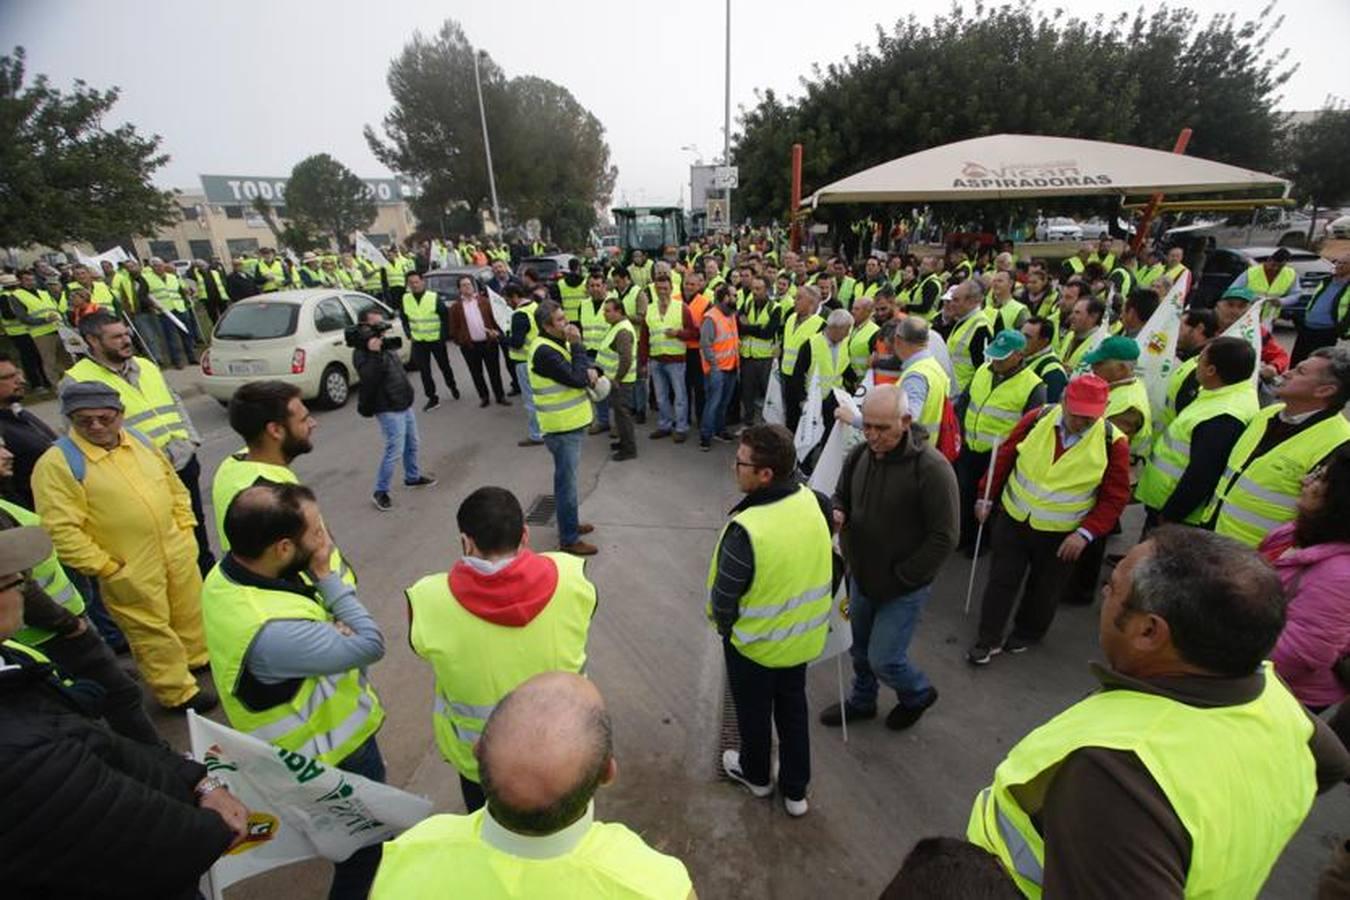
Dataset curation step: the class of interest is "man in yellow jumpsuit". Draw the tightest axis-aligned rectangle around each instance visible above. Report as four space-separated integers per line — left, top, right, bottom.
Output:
32 381 214 712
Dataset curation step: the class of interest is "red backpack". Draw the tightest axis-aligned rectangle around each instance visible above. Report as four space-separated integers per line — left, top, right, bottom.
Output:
934 396 962 463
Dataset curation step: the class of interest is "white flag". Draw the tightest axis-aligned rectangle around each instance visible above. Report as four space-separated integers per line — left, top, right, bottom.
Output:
76 246 131 270
808 580 853 667
1071 323 1110 376
809 389 863 494
1135 277 1187 420
188 712 432 897
1221 298 1265 385
486 286 515 334
353 232 389 269
762 361 785 426
795 378 825 461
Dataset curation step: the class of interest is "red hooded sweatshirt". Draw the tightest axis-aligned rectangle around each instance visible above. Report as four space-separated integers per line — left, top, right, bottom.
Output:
445 548 559 626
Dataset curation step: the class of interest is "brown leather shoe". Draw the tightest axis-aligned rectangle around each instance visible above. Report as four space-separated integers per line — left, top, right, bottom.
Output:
560 540 598 556
578 523 595 535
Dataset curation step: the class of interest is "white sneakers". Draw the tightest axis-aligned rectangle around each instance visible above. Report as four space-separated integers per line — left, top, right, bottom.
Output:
722 749 808 815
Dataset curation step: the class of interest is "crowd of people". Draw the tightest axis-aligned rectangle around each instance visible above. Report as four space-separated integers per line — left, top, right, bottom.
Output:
1 226 1349 898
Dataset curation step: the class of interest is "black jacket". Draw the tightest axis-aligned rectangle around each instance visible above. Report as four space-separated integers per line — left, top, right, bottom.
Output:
0 644 233 899
354 345 414 417
225 270 258 301
0 405 56 508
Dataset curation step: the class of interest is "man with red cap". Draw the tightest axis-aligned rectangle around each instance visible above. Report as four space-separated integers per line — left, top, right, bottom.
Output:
967 375 1132 665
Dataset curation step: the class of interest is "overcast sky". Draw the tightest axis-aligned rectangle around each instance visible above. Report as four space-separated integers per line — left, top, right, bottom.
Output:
4 0 1345 209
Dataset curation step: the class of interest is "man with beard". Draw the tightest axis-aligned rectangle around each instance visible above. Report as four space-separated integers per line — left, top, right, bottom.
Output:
212 381 356 585
200 482 387 899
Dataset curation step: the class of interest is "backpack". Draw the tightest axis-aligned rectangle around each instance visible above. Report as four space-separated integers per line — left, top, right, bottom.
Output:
934 396 962 463
54 429 155 482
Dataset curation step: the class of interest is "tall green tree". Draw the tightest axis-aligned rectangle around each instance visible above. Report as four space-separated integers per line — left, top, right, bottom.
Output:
0 46 176 249
284 153 377 248
731 2 1294 224
1283 107 1350 239
367 20 615 241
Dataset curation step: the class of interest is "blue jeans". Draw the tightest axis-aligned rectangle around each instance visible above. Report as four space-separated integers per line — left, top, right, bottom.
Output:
543 428 584 545
701 368 737 441
330 737 385 900
158 311 196 365
132 311 164 364
650 360 688 433
516 362 542 441
374 408 422 493
632 373 648 417
847 578 933 709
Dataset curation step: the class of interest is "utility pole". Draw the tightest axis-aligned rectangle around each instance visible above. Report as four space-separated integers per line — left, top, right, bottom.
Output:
723 0 731 231
472 48 503 232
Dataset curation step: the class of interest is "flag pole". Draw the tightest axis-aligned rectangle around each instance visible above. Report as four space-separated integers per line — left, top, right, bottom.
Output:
835 654 848 744
964 437 1000 615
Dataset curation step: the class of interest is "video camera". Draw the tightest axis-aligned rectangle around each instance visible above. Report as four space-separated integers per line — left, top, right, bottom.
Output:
344 319 403 351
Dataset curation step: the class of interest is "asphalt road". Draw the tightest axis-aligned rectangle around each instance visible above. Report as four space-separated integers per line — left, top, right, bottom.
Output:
29 340 1347 899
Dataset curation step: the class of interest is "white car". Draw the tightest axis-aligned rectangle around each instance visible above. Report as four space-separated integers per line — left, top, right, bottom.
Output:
1328 215 1350 240
1035 217 1083 242
200 289 412 408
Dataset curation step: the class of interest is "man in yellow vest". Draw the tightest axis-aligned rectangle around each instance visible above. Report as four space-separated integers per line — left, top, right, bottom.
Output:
557 257 589 324
1207 346 1350 547
645 273 696 442
503 283 545 446
710 424 834 816
405 487 597 811
69 263 117 311
203 482 386 898
955 329 1046 551
189 259 229 323
1136 337 1258 530
142 257 197 369
943 280 993 395
32 381 213 712
372 672 694 898
8 269 65 388
1021 316 1068 403
967 375 1131 664
596 296 638 460
968 527 1348 896
401 272 460 411
64 312 214 575
530 300 600 556
255 246 289 293
737 273 781 427
1163 245 1191 293
1155 307 1219 437
1057 294 1106 374
984 271 1030 333
779 284 827 434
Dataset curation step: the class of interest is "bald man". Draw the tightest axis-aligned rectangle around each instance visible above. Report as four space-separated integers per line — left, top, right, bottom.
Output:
825 386 958 731
372 673 694 899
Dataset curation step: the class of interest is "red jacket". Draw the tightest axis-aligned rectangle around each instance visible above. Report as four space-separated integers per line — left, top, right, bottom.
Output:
979 408 1132 538
1261 324 1289 374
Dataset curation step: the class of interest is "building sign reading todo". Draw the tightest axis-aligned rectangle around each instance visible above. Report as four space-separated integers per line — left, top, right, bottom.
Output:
200 175 415 206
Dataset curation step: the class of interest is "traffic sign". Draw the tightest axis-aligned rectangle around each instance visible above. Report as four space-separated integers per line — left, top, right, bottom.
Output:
713 166 739 189
706 198 729 230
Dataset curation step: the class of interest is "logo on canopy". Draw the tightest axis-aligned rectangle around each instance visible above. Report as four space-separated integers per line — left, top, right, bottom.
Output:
954 159 1112 189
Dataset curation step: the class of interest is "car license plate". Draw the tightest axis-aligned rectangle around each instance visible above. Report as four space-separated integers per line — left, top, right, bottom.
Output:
226 361 265 376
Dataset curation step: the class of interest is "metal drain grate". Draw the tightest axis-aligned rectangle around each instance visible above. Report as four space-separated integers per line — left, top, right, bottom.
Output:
716 677 740 778
524 494 556 525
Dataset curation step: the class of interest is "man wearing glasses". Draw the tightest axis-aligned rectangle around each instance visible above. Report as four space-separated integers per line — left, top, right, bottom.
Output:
708 424 834 817
32 381 215 713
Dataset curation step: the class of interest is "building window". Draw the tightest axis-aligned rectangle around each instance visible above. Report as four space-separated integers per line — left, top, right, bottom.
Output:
224 205 244 219
180 205 199 221
188 240 214 262
148 240 180 261
226 238 260 260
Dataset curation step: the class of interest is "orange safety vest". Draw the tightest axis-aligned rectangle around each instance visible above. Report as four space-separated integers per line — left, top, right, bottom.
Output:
701 306 740 374
684 293 711 350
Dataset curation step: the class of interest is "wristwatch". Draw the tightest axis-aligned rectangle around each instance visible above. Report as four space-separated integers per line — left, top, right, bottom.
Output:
194 775 226 799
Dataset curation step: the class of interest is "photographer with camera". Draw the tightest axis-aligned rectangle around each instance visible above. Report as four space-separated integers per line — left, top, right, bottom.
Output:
351 308 437 512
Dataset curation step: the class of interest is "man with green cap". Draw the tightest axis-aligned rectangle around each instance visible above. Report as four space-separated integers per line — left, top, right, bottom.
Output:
1062 334 1150 605
1215 285 1290 382
954 329 1046 553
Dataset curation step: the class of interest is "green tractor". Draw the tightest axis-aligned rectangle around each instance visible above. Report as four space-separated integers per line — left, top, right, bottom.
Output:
611 206 687 260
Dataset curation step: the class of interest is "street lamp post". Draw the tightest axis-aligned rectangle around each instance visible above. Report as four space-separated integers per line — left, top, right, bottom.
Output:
472 48 503 232
723 0 731 230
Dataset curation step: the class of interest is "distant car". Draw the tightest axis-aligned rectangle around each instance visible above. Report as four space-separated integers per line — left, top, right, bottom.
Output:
515 254 578 281
1165 210 1326 250
1328 215 1350 240
1190 246 1332 324
200 289 412 408
422 265 493 301
1035 217 1083 242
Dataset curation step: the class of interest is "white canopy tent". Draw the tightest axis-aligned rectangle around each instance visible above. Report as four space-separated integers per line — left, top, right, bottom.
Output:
809 133 1288 205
